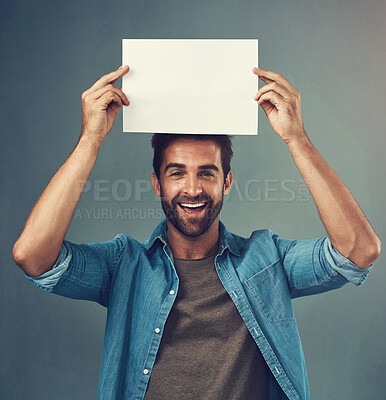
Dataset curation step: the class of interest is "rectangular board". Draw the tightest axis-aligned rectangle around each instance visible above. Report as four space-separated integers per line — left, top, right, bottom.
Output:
122 39 258 135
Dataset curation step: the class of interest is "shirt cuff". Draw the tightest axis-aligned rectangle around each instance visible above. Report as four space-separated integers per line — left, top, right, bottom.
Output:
24 241 73 292
323 237 373 286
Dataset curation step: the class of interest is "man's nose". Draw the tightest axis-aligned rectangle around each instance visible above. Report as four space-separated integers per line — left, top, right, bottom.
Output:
183 175 202 197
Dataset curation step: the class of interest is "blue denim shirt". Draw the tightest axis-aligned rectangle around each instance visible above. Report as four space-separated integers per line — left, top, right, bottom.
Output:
26 220 373 399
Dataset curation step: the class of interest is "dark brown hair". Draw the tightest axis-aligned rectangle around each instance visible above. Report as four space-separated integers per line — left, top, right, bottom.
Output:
151 133 233 181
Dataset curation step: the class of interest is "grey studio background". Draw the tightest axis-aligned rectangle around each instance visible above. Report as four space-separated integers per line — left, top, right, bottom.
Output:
1 0 385 399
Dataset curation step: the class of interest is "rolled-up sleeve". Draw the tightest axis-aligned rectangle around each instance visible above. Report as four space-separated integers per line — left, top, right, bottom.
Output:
271 232 374 299
24 241 72 292
24 234 126 306
323 236 373 286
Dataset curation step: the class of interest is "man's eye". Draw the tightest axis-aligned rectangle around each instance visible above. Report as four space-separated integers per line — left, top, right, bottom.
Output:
171 171 182 176
201 171 215 177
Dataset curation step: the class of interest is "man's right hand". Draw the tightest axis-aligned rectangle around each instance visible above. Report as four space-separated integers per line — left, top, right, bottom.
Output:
80 65 130 144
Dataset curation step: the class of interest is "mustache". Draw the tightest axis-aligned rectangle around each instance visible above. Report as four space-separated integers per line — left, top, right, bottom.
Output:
171 194 213 205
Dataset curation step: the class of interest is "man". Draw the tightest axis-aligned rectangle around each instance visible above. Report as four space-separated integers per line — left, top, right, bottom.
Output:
13 65 381 399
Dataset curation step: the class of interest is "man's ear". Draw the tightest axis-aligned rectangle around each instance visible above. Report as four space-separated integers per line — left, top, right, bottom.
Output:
152 172 161 197
223 171 233 196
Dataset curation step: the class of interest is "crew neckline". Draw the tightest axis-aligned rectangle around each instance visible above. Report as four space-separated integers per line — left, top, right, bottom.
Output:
173 250 218 262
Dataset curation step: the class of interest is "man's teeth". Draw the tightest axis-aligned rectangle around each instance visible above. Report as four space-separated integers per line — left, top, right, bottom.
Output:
180 202 206 208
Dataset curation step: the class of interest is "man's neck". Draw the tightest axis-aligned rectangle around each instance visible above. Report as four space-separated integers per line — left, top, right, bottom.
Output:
166 219 220 260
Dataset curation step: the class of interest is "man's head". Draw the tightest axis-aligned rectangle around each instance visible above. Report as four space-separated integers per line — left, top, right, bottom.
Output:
151 134 233 237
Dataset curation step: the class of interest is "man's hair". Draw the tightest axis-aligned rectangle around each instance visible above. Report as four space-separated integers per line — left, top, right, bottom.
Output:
151 133 233 181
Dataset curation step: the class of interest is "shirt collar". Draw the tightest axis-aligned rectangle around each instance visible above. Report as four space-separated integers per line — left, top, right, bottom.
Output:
143 219 240 257
143 219 169 250
218 220 241 257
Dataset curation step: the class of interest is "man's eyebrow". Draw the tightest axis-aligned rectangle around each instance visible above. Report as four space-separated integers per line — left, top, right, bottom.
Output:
198 164 219 172
164 163 219 172
164 163 186 172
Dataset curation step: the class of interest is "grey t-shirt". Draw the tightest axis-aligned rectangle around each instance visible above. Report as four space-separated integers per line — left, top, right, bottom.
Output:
144 252 270 399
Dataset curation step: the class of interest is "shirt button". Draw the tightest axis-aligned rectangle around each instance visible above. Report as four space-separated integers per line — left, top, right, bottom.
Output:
155 328 160 333
169 290 175 295
143 369 149 375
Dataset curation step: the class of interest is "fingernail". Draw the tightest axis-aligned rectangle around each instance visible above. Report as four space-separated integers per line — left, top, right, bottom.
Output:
119 65 128 70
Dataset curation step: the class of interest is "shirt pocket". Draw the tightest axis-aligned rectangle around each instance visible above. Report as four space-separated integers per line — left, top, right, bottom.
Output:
245 259 295 323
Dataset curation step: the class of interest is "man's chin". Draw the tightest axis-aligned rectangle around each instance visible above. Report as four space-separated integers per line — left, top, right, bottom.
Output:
170 215 210 237
179 226 208 237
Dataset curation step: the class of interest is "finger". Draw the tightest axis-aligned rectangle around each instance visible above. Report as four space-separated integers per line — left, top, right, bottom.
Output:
252 67 274 83
88 84 130 105
86 65 130 94
252 67 286 83
254 82 293 102
252 67 297 95
257 90 285 109
258 75 274 84
97 91 124 110
109 102 121 115
259 97 276 116
119 86 130 104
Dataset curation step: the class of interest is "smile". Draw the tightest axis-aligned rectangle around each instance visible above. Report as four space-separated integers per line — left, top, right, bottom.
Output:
177 202 208 214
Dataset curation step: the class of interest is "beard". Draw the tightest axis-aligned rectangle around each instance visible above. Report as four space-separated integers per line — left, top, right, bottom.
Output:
160 187 224 237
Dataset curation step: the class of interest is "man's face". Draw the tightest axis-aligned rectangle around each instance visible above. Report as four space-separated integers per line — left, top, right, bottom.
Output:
152 138 232 237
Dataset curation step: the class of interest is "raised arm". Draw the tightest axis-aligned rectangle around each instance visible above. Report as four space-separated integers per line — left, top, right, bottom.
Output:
252 67 381 269
12 66 130 277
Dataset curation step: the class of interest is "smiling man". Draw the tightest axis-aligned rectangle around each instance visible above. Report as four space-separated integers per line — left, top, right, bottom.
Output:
152 134 233 258
13 65 380 400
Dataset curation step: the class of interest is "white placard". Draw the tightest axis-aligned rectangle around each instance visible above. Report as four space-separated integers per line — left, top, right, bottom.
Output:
122 39 258 135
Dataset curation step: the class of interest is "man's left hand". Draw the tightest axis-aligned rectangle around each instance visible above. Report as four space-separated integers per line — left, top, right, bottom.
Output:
252 67 306 144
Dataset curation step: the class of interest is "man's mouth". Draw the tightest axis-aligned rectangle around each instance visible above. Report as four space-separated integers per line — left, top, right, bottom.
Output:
177 202 209 214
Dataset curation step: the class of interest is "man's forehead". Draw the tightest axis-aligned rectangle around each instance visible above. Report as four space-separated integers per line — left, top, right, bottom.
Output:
163 138 221 163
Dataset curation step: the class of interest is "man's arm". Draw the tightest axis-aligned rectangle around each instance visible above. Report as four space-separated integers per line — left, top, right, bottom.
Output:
12 65 130 277
252 67 381 269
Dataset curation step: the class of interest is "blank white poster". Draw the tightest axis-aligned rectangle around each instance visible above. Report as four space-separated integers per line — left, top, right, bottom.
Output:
122 39 258 135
